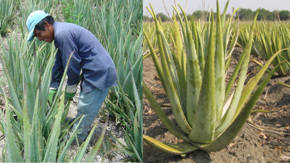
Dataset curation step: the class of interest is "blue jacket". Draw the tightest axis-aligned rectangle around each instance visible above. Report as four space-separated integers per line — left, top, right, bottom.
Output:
50 22 117 93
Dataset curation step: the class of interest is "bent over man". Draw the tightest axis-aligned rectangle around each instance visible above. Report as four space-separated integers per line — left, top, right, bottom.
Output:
26 10 117 141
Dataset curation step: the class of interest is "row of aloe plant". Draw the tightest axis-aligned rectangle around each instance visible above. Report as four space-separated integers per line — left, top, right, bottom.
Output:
1 0 143 161
61 0 143 161
254 23 290 76
143 0 284 154
90 1 143 160
238 22 289 76
0 0 107 161
0 32 105 162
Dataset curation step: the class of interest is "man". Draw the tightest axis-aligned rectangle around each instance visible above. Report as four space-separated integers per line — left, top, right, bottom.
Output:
26 10 117 141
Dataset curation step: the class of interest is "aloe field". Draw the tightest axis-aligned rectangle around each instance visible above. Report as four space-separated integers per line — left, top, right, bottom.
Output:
0 0 142 162
143 1 289 162
0 0 289 162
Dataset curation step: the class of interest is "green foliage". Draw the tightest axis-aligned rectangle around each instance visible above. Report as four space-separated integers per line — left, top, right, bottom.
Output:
256 8 274 20
279 10 290 20
143 15 153 22
62 0 87 24
238 8 290 21
156 13 170 22
61 0 143 161
0 33 104 162
254 23 290 76
191 10 210 20
0 0 15 36
238 8 255 20
144 1 282 154
239 22 290 76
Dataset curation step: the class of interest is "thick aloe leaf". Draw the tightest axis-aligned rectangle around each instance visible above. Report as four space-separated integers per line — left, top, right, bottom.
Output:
189 13 216 143
74 123 98 162
43 94 65 162
178 7 203 126
4 108 23 162
31 91 43 161
39 46 56 112
144 32 165 92
143 85 191 142
215 0 226 122
221 0 230 25
171 16 184 68
20 55 36 120
204 67 277 151
157 25 192 133
216 13 257 136
236 49 287 115
23 91 41 162
145 10 192 134
225 39 248 98
23 86 32 161
57 116 84 162
144 135 198 155
2 65 22 116
130 72 143 161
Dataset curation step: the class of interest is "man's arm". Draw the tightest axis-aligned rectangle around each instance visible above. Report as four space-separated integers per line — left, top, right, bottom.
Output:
55 32 81 87
50 50 64 89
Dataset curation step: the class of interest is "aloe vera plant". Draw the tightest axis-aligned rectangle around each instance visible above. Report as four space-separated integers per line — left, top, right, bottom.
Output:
143 0 283 154
61 0 143 161
0 33 105 162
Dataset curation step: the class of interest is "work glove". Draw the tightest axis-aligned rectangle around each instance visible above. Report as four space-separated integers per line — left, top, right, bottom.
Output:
65 84 77 101
48 88 57 105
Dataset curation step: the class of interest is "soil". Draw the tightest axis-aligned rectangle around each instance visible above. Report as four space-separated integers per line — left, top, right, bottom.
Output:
143 49 290 163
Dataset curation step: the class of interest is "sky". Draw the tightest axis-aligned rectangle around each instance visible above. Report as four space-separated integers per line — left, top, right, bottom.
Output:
143 0 290 16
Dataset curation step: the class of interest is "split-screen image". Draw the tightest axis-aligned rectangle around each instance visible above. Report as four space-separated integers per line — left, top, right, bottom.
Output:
0 0 289 162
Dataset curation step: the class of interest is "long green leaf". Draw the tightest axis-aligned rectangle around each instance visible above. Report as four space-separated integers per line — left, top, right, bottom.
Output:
4 105 23 162
43 94 65 162
204 66 277 151
144 135 197 155
143 85 191 142
74 123 98 162
57 116 84 162
85 122 107 162
189 12 216 143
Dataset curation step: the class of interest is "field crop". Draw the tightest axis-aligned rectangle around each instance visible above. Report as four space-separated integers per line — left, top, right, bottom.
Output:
0 0 142 162
143 0 288 156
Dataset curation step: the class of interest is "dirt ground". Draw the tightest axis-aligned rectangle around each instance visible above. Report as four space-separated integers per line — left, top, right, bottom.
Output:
143 49 290 163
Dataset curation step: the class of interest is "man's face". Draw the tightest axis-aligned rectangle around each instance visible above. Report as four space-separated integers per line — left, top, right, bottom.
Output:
33 22 54 43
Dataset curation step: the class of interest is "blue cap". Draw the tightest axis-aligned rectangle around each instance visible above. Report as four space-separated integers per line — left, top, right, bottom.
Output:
26 10 49 41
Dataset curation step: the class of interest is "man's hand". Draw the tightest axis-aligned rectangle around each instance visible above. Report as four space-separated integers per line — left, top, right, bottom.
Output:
48 88 57 104
65 84 77 101
65 92 76 101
